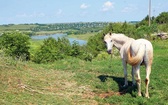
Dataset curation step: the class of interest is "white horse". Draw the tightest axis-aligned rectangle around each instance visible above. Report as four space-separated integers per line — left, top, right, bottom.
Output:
104 33 153 98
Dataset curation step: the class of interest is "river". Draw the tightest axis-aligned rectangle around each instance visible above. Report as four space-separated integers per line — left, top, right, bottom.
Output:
31 34 87 45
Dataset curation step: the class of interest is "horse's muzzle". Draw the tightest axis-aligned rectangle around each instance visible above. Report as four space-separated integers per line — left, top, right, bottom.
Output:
107 50 112 54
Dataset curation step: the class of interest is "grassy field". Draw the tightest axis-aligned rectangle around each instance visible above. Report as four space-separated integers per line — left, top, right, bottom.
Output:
68 33 96 41
0 24 37 31
0 40 168 105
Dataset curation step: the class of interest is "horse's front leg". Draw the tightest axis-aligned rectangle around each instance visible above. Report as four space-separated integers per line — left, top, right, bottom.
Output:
122 60 128 87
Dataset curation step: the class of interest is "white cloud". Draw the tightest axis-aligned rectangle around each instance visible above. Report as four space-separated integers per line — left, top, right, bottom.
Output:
102 1 114 12
80 3 89 9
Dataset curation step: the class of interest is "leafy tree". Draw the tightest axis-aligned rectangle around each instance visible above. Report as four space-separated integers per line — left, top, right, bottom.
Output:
155 12 168 24
57 37 71 56
121 21 136 37
70 41 93 61
136 15 156 28
70 41 81 57
136 15 149 28
33 37 71 63
33 37 94 63
87 32 106 57
0 31 30 60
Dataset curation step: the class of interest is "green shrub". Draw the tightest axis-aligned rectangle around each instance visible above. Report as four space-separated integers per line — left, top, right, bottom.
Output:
87 32 106 57
70 41 81 57
0 31 30 60
79 47 93 62
33 37 71 63
155 12 168 24
33 37 94 63
96 51 110 60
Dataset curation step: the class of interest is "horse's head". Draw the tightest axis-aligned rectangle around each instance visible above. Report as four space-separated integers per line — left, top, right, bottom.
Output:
103 33 114 54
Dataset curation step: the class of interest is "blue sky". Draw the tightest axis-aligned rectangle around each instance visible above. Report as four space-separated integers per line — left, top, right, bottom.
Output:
0 0 168 24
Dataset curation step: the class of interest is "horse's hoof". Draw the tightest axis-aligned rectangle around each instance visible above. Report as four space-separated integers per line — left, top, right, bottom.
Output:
138 93 142 97
145 94 150 98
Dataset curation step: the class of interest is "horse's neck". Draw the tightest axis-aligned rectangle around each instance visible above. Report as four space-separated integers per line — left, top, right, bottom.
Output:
112 35 132 50
113 41 123 50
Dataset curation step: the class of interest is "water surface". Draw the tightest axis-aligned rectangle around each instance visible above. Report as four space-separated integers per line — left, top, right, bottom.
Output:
31 34 87 45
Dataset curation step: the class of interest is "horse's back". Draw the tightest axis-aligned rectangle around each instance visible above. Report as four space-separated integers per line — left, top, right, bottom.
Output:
136 39 153 54
131 39 153 52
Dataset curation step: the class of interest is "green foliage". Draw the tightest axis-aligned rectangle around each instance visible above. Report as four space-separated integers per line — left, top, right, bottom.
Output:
57 37 72 56
155 12 168 32
102 22 137 37
79 46 94 62
95 51 110 60
155 12 168 24
0 31 30 60
87 32 106 57
33 37 71 63
157 23 168 32
136 15 150 27
33 37 93 63
122 22 136 36
70 41 81 57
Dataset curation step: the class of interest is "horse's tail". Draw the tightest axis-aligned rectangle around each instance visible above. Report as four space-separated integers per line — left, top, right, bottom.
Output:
127 44 145 66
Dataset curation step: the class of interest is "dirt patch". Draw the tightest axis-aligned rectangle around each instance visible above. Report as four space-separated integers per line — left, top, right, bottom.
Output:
98 91 125 99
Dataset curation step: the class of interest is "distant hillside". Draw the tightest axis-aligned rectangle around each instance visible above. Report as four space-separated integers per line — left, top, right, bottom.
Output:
0 22 109 35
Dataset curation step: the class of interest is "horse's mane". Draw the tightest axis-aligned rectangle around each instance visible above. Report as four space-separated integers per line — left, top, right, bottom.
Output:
111 33 131 44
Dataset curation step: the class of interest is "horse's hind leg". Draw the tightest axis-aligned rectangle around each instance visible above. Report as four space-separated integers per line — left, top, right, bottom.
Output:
145 49 153 98
145 65 151 98
134 65 142 96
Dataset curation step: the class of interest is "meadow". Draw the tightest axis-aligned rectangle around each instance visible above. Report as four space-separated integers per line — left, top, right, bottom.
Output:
0 39 168 105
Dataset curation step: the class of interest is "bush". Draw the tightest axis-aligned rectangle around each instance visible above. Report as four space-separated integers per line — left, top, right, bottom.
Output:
33 37 71 63
0 31 30 60
33 37 94 63
155 12 168 24
95 51 110 60
87 32 106 57
70 41 82 57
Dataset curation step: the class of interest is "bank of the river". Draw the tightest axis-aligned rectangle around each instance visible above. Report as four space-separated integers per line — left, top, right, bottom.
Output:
68 32 96 41
33 30 71 35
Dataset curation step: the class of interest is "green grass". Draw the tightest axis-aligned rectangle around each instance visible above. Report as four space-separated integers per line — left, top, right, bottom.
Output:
68 32 96 41
1 40 168 105
29 39 43 52
0 24 37 31
34 30 65 35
